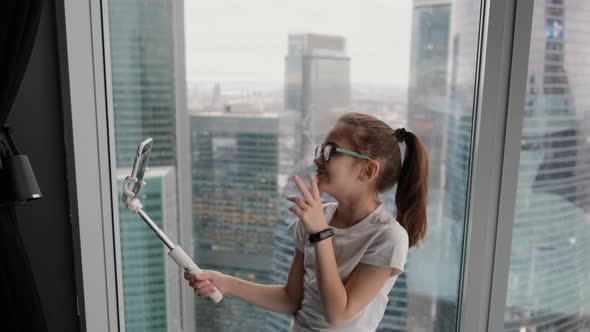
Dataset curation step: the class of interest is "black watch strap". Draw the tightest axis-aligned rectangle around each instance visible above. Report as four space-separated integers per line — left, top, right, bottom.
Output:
308 227 335 244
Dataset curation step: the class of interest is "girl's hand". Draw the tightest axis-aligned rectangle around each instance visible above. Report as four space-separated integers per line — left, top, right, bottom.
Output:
287 175 329 234
184 269 230 297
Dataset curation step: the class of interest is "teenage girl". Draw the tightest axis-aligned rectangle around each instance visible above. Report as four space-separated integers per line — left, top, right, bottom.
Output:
184 112 428 331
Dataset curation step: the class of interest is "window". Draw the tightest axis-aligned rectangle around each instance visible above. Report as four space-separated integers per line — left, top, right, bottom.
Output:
103 0 484 331
503 1 590 331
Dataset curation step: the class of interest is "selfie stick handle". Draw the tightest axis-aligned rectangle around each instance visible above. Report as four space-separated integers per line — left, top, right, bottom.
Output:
168 245 223 303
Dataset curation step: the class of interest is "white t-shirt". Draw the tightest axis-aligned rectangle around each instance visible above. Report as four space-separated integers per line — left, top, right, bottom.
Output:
287 201 409 332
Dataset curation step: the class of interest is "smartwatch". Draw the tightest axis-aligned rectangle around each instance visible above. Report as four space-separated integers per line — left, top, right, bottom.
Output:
308 227 335 244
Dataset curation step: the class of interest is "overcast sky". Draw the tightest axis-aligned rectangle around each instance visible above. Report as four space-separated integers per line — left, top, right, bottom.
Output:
184 0 413 85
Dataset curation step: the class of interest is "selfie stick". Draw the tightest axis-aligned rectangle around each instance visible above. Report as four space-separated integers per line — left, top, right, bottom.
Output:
121 149 223 303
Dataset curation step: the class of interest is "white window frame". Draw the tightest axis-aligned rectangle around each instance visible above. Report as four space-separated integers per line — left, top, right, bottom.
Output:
55 0 119 331
56 0 194 331
54 0 536 331
457 0 533 331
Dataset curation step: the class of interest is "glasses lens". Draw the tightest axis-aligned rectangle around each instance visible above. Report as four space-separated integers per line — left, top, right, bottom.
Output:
315 145 322 160
323 144 333 161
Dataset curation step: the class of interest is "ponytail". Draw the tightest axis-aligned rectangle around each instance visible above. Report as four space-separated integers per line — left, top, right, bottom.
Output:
394 129 428 247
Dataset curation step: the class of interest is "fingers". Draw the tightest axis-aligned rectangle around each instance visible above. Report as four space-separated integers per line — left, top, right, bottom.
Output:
184 270 217 297
286 195 308 210
309 175 320 199
184 270 207 281
292 175 315 204
288 205 304 219
184 271 211 285
192 281 216 297
190 279 211 289
196 285 217 297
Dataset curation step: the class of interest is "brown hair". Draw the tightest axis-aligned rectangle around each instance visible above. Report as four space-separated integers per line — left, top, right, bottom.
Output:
337 112 429 247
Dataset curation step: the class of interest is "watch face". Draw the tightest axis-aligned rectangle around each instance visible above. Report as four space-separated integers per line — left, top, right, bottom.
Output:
318 228 333 237
310 228 334 243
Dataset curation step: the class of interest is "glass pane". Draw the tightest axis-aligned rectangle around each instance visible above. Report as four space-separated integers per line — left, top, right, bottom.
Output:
186 1 482 331
105 0 483 331
107 0 184 331
503 1 590 331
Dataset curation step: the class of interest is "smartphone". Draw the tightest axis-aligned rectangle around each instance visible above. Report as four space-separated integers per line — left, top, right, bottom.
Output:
126 138 153 199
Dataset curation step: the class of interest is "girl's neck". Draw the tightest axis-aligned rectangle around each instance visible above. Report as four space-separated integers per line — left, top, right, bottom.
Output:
333 196 381 228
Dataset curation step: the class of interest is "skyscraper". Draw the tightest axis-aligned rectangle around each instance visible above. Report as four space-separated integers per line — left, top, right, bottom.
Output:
109 0 183 168
190 109 280 331
117 166 181 332
407 0 452 192
402 2 461 331
108 1 191 331
284 33 351 161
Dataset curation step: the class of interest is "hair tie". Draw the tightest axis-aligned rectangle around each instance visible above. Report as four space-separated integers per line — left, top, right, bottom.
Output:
394 127 408 143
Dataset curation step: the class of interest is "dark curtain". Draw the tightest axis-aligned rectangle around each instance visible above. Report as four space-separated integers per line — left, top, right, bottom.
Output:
0 1 47 331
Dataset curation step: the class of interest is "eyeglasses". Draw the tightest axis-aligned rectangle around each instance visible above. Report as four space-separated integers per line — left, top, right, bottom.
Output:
314 143 372 162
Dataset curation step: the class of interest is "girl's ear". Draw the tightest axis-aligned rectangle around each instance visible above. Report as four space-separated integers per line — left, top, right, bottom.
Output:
368 160 380 181
361 160 380 182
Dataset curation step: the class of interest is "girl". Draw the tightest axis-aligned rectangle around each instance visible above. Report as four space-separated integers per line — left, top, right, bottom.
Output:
184 112 428 331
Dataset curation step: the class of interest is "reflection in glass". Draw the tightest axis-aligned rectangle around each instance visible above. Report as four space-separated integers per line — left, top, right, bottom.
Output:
503 1 590 331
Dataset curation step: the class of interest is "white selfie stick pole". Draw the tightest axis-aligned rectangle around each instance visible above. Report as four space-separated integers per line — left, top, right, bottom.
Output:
122 176 223 303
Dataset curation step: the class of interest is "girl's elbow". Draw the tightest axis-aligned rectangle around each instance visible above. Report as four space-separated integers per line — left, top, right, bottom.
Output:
285 288 302 315
288 301 301 315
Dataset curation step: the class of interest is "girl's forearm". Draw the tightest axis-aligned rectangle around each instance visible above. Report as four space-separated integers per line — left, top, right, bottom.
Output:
225 275 298 314
314 237 348 324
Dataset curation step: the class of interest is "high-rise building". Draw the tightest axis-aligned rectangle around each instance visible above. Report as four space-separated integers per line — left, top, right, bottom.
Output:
108 1 191 331
117 166 181 332
444 0 480 225
190 109 280 331
400 2 460 331
277 110 302 189
407 0 452 192
284 33 351 161
109 0 184 168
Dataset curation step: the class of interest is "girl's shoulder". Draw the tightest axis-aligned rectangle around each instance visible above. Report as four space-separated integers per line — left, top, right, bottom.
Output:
372 209 408 240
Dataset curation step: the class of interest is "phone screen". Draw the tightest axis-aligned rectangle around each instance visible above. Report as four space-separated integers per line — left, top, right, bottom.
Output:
132 140 153 196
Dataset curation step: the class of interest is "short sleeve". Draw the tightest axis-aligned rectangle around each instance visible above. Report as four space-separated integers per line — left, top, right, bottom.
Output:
287 218 306 252
359 226 409 275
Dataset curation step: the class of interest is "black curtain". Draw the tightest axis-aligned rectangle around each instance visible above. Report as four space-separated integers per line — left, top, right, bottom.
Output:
0 1 47 331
